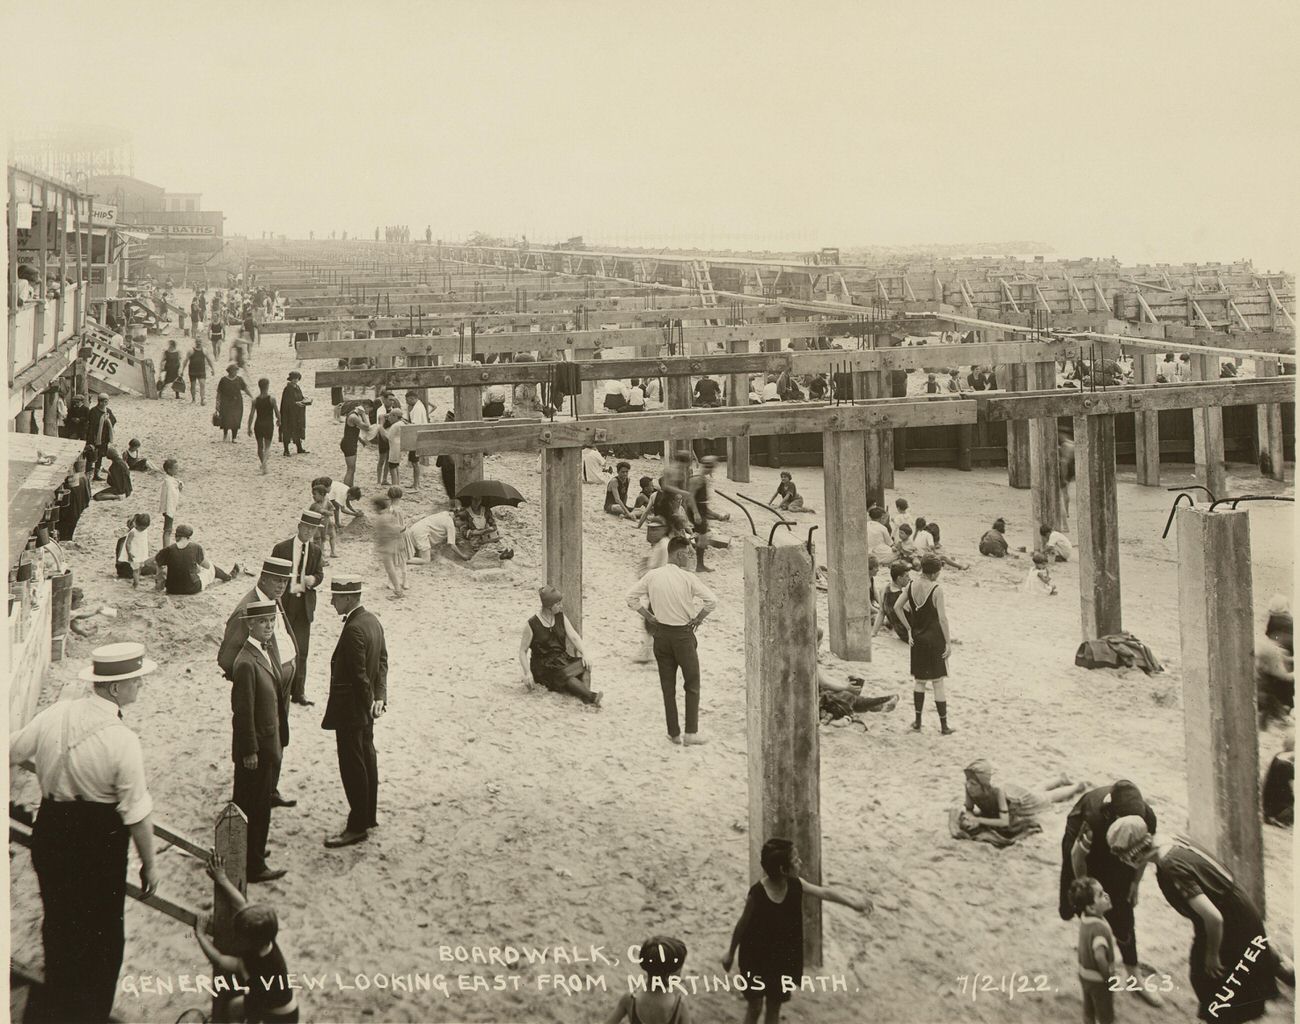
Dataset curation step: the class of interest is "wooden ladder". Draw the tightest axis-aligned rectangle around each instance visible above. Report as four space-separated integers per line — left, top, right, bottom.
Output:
692 260 718 308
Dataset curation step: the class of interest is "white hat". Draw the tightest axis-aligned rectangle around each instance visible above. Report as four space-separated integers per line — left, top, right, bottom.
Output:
79 642 158 683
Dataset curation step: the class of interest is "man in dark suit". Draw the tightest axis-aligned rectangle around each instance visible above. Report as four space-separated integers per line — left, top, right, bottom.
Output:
231 601 289 883
322 580 388 849
271 510 325 707
218 557 298 807
84 394 117 480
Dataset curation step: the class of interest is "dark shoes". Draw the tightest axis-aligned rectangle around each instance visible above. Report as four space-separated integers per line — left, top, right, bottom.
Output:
270 794 297 808
940 725 956 736
324 830 368 849
291 697 315 707
248 867 287 883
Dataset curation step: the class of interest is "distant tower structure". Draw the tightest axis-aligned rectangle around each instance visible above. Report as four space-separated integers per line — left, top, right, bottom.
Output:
8 123 135 189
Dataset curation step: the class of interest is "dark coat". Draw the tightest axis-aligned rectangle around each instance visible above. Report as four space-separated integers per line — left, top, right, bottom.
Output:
231 643 284 765
270 537 323 625
322 607 388 731
279 381 308 443
219 588 298 748
85 405 115 446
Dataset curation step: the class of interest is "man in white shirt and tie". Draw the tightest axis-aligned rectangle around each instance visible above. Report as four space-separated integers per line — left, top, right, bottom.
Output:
404 390 430 489
271 510 325 706
626 537 719 745
9 642 159 1023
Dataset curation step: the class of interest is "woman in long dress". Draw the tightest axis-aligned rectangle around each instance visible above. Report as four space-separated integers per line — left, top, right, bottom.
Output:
215 365 250 443
1107 817 1292 1022
895 553 954 734
247 378 279 474
279 371 309 456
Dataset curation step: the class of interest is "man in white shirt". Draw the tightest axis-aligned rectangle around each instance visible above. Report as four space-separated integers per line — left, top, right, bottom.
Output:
581 445 609 484
1039 524 1073 562
115 513 154 588
9 642 159 1023
626 537 719 745
603 379 627 412
404 391 430 488
866 506 895 563
624 379 646 411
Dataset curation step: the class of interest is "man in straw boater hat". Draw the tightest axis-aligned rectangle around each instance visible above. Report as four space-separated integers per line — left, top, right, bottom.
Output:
271 509 326 708
218 556 300 810
9 642 160 1023
322 579 388 849
230 600 291 883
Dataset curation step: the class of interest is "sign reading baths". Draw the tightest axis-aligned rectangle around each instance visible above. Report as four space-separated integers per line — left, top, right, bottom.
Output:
127 224 219 237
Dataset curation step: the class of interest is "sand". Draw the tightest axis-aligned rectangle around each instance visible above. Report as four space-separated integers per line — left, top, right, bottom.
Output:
9 298 1295 1023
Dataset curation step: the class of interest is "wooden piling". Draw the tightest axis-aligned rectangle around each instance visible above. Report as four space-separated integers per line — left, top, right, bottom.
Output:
1028 361 1063 535
1254 358 1285 481
727 338 751 482
664 372 693 461
213 803 248 953
822 429 873 660
1073 414 1121 639
1131 355 1161 486
453 385 484 486
744 537 823 967
1175 507 1264 913
1190 355 1227 496
542 447 583 630
1007 363 1031 488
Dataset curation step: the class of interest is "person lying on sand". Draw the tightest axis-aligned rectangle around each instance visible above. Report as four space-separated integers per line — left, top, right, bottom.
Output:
960 759 1086 834
816 628 898 715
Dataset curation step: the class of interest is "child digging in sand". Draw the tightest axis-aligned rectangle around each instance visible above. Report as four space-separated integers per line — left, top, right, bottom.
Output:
604 935 693 1023
723 838 872 1023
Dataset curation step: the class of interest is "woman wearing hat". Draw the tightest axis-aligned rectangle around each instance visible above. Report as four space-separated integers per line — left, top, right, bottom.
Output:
1058 781 1163 1004
1107 817 1291 1021
216 363 252 443
518 587 602 706
9 643 160 1023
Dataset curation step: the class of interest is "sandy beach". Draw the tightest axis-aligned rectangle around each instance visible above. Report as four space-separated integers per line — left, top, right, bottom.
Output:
9 305 1294 1024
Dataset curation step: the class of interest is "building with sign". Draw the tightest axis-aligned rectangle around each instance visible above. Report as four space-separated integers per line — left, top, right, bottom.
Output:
86 174 223 254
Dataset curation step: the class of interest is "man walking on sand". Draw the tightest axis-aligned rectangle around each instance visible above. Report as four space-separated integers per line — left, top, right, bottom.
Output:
626 537 718 746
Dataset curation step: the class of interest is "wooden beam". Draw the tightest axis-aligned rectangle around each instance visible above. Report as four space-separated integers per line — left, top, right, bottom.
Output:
453 383 484 485
980 378 1295 421
1028 361 1064 536
822 430 872 660
858 371 886 509
1131 355 1161 486
542 448 583 631
1189 355 1227 497
401 399 978 456
726 338 751 482
213 803 247 953
664 368 692 460
1006 360 1031 489
1254 358 1285 481
1073 414 1121 640
1176 507 1264 914
744 537 822 968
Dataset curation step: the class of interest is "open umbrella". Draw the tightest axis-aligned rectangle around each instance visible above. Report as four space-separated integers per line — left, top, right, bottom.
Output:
456 479 525 509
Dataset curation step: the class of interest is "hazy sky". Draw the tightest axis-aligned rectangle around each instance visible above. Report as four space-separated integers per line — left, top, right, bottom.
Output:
5 0 1298 269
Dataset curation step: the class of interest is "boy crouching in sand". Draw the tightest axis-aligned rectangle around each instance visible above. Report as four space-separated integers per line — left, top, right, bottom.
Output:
193 853 299 1023
1069 876 1116 1024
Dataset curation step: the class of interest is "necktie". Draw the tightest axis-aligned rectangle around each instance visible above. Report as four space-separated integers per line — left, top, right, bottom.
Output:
295 542 306 591
263 641 281 683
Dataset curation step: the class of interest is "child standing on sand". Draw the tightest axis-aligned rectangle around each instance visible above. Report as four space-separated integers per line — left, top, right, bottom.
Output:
1068 877 1117 1024
603 935 693 1024
309 483 336 559
372 496 406 598
723 838 872 1024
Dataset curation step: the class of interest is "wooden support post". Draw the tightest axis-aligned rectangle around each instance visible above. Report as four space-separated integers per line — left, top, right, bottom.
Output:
1006 362 1031 488
664 372 693 461
542 447 583 631
1175 508 1264 913
822 429 873 660
213 803 248 953
453 385 484 485
42 388 59 437
1028 361 1063 535
1190 355 1227 496
857 371 885 510
1254 358 1285 481
1073 414 1121 639
878 338 895 489
726 338 751 482
1131 355 1161 486
575 347 596 415
744 537 822 967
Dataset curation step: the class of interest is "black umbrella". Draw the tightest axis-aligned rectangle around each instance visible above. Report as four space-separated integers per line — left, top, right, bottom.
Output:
456 479 525 509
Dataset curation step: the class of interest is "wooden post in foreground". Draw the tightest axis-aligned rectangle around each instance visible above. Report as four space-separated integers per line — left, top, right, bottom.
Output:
542 447 583 630
1175 507 1263 913
727 338 751 482
822 429 872 660
1028 360 1063 536
744 536 822 967
213 803 248 953
1131 354 1161 486
1006 362 1031 489
1073 414 1121 640
453 384 483 486
1254 358 1285 481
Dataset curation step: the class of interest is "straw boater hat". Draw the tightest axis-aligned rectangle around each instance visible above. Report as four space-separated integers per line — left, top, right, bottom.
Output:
260 557 293 578
331 579 363 596
299 510 324 529
79 642 158 683
240 599 278 621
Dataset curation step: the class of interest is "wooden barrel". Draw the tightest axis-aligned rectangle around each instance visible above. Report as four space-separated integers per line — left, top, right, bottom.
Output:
49 570 74 661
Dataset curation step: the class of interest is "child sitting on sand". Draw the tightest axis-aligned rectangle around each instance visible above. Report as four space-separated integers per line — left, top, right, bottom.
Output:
372 496 407 598
1020 552 1059 596
632 475 656 512
723 838 872 1024
960 760 1087 835
873 562 911 641
124 439 151 472
603 935 693 1024
193 852 299 1023
1068 877 1117 1024
769 471 812 513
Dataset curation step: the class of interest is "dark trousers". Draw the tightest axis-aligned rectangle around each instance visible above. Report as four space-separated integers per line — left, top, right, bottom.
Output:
282 603 312 701
437 456 456 502
652 625 701 737
335 721 378 834
29 799 128 1024
90 442 109 478
283 437 306 455
233 753 279 874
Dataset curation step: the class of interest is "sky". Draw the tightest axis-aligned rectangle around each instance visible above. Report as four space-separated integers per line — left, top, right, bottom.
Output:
3 0 1298 271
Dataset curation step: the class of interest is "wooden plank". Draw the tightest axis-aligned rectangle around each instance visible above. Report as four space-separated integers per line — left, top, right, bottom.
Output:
664 371 693 460
1175 508 1264 914
401 399 978 456
726 337 751 482
980 378 1295 421
1006 361 1031 488
1254 358 1285 481
453 383 484 485
744 537 822 967
822 430 872 660
1131 355 1161 486
1074 414 1121 640
1189 355 1227 497
213 803 247 953
1028 361 1064 537
858 371 886 509
542 448 583 631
